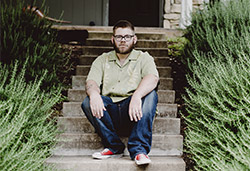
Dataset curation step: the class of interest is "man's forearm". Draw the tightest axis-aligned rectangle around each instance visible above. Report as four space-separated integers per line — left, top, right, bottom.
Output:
133 74 159 98
86 80 101 97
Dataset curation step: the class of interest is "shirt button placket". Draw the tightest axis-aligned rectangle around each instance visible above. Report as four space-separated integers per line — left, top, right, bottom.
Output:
118 68 122 83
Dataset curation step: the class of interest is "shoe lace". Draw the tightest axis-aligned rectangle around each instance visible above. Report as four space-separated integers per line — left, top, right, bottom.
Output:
102 148 110 153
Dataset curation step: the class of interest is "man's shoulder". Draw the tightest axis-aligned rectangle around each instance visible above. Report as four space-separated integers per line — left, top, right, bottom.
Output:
95 50 115 61
133 49 153 60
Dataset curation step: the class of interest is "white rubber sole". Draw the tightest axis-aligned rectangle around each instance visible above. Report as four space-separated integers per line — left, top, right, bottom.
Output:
135 156 151 165
92 152 123 160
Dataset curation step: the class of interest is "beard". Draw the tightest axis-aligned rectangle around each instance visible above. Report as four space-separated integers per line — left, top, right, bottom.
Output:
113 42 135 54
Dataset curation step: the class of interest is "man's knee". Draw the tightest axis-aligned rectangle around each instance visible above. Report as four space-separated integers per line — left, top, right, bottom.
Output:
147 90 157 99
144 90 158 104
81 96 95 120
81 96 90 110
142 90 158 115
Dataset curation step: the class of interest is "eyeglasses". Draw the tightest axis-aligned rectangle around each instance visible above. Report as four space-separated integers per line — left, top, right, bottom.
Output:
113 35 134 42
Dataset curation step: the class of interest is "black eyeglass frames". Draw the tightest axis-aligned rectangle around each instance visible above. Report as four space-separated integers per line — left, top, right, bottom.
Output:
113 35 135 42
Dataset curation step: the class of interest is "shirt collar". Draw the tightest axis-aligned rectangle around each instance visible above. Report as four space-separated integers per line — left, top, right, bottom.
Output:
108 49 139 61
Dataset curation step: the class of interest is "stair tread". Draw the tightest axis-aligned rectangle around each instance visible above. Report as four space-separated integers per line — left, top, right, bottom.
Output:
68 88 174 92
58 116 180 135
76 65 171 69
59 116 179 120
73 75 173 79
60 132 182 137
87 38 169 42
79 55 171 58
46 156 185 164
55 133 183 156
46 156 185 171
63 101 176 104
53 25 182 32
81 46 169 50
67 89 175 104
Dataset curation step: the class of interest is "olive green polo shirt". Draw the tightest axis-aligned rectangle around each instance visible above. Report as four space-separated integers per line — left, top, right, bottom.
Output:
86 49 159 102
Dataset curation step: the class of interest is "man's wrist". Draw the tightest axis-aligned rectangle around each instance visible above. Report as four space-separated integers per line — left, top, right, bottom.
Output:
88 90 100 99
132 91 143 99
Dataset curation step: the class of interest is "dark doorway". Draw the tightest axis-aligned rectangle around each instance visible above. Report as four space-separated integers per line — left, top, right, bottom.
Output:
109 0 159 27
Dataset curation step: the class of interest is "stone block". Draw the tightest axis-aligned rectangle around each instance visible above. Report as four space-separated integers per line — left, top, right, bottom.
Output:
163 20 171 29
164 14 181 20
193 0 204 5
171 4 181 13
175 0 182 4
164 0 171 13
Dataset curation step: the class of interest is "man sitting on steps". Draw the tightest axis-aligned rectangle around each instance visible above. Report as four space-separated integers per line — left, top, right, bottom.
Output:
81 20 159 166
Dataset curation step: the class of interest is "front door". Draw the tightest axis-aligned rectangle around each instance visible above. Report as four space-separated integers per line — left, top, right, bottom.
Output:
109 0 159 27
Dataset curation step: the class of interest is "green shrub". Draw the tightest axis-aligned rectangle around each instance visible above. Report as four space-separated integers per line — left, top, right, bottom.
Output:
183 0 250 66
184 50 250 170
0 0 68 89
182 0 250 170
0 62 62 170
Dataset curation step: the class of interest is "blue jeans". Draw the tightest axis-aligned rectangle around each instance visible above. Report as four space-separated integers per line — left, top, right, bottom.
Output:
81 90 158 159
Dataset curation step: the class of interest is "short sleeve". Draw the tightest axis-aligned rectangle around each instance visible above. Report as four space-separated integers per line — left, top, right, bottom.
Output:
86 55 104 87
141 52 159 78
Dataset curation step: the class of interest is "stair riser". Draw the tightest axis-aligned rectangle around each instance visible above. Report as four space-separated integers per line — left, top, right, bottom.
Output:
56 134 183 156
76 66 172 78
53 148 182 158
72 76 173 90
80 47 168 57
79 56 172 67
67 90 175 104
85 39 169 48
63 102 178 118
88 32 167 40
58 117 180 134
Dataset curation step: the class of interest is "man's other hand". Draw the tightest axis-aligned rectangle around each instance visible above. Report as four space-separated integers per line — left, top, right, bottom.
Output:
129 94 142 122
89 93 106 119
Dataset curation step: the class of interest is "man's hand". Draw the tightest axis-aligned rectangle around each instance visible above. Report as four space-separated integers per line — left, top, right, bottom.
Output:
129 94 142 122
89 93 106 119
86 80 106 119
128 74 159 122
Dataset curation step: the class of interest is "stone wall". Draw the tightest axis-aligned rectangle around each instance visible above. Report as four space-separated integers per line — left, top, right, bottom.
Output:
163 0 205 29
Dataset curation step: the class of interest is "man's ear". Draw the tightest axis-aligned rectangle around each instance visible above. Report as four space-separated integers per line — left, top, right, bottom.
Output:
133 35 138 44
111 36 114 44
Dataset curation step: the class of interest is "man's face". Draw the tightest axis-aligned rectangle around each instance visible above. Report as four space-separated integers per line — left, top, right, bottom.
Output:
112 27 137 54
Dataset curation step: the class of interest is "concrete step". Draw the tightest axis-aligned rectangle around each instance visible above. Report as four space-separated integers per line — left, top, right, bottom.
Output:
53 25 183 36
58 117 180 135
55 133 183 156
85 39 169 48
76 65 171 78
46 156 185 171
72 76 173 90
67 89 175 104
63 102 178 118
78 55 172 67
79 46 168 57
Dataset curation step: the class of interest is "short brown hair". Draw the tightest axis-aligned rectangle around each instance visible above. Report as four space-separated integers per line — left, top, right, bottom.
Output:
113 20 135 34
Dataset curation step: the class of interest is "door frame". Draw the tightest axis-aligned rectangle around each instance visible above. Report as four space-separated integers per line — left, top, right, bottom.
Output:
159 0 164 27
103 0 109 26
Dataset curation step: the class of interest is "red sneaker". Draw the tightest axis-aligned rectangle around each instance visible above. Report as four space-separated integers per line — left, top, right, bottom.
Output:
92 148 123 159
134 153 151 165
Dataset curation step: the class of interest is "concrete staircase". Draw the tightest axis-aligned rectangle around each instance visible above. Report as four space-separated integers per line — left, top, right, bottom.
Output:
46 26 185 171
